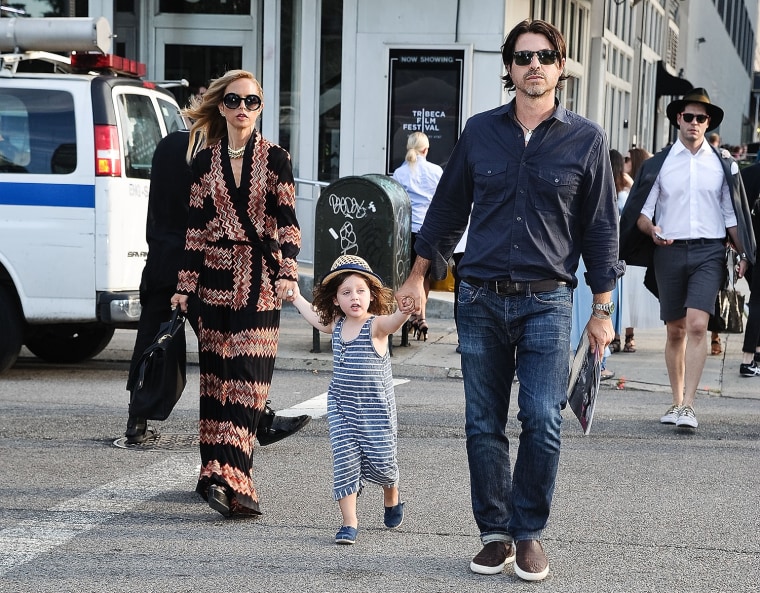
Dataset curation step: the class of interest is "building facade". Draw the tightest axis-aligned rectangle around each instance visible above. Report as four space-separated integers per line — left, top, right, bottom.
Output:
5 0 755 262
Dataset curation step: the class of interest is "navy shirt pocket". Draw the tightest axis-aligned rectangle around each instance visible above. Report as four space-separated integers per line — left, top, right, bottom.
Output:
534 168 581 212
473 163 508 204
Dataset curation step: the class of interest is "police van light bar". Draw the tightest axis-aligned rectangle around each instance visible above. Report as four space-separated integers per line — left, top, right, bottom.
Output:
71 52 147 78
0 17 111 54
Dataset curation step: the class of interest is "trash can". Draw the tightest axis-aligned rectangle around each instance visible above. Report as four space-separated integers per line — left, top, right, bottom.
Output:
312 174 411 352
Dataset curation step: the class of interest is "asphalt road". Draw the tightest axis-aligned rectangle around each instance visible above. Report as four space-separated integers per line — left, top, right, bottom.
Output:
1 358 759 593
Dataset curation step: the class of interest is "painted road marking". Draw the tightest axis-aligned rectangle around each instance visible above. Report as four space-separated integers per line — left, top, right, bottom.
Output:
0 381 410 574
275 378 410 419
0 456 193 576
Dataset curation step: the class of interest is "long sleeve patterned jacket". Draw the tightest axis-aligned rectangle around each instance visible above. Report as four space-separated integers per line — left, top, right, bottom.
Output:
177 131 301 311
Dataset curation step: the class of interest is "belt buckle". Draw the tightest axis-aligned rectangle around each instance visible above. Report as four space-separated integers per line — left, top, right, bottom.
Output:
496 280 517 295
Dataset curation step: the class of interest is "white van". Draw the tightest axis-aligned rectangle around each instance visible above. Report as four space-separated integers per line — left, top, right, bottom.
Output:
0 18 186 372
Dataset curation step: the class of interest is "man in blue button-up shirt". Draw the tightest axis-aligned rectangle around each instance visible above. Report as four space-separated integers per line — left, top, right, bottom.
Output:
396 19 621 582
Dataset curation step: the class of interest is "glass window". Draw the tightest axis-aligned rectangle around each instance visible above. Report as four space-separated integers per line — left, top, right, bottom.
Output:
164 44 243 109
318 0 343 181
158 98 186 134
0 89 76 175
116 94 163 179
563 75 579 113
158 1 251 14
279 0 301 160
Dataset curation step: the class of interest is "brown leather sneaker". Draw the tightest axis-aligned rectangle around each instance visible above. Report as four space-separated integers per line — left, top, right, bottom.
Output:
469 541 516 575
515 540 549 581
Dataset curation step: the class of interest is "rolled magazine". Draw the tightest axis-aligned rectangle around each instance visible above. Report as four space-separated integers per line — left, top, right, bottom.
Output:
567 329 602 435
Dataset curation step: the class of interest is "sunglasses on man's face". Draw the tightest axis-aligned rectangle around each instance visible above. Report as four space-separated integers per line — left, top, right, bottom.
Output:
512 49 560 66
680 112 709 124
223 93 262 110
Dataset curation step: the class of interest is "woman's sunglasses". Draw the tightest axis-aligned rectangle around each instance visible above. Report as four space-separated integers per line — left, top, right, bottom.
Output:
223 93 262 111
512 50 560 66
681 113 709 124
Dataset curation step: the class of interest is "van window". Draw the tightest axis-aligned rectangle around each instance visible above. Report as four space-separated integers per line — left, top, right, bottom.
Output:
158 98 186 134
116 93 163 179
0 90 76 175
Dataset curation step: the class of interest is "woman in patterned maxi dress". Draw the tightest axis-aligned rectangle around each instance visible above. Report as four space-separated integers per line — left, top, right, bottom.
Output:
172 71 300 517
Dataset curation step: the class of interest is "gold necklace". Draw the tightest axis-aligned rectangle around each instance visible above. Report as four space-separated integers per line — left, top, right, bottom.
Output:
228 144 245 159
513 113 535 144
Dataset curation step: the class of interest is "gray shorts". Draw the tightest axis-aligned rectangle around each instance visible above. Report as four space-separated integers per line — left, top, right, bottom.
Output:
653 239 725 322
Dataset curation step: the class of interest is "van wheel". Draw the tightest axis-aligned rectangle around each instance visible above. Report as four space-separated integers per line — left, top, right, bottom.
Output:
0 286 24 373
25 323 116 364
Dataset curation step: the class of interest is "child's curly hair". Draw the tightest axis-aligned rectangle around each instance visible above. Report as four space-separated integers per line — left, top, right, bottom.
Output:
311 272 396 326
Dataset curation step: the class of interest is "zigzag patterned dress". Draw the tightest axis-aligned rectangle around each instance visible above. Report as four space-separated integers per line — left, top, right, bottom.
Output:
177 131 300 512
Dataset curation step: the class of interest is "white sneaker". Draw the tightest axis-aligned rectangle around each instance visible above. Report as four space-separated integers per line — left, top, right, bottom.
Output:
675 405 698 428
739 362 760 377
660 405 681 424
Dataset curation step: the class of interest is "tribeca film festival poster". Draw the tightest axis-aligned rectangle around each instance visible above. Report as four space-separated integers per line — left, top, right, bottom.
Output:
386 48 465 175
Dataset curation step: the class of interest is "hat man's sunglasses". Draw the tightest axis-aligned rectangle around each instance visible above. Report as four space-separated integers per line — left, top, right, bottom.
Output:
513 50 560 66
681 113 709 124
223 93 262 110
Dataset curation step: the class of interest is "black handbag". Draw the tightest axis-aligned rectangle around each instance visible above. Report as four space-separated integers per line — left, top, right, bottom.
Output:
129 308 187 421
708 250 745 334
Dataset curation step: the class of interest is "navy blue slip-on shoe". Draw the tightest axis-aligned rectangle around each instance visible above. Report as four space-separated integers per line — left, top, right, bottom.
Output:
335 525 358 544
384 501 405 529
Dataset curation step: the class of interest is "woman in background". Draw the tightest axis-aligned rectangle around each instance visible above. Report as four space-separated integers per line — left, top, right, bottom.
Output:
618 147 661 353
392 131 442 341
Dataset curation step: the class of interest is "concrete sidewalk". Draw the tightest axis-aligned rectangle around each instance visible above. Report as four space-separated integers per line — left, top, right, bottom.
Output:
99 286 759 403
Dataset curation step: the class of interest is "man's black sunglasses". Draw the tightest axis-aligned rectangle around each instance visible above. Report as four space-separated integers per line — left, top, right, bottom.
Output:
680 113 709 124
223 93 262 110
513 50 560 66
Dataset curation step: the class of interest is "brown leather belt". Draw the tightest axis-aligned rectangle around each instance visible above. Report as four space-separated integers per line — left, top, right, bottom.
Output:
464 278 567 295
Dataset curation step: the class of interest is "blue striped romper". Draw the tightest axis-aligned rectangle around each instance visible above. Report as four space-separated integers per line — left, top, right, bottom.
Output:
328 316 399 500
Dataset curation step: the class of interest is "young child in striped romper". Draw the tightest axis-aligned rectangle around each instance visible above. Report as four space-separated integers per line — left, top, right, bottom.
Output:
285 255 414 545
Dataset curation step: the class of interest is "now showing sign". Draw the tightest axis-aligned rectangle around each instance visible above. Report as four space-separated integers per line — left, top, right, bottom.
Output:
386 47 465 175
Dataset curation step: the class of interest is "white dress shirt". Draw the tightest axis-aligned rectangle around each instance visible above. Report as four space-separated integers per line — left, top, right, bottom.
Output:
641 139 736 239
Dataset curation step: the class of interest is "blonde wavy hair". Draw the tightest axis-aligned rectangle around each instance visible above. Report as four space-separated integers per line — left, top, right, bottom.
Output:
182 69 264 163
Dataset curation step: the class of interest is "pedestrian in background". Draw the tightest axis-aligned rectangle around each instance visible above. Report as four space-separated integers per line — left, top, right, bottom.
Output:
172 69 301 518
708 132 725 355
738 161 760 376
618 147 660 353
392 131 443 341
286 255 414 545
396 19 621 582
620 88 755 429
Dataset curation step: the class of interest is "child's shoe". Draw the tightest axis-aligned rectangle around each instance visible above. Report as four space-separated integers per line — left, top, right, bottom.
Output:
335 525 358 545
384 501 405 529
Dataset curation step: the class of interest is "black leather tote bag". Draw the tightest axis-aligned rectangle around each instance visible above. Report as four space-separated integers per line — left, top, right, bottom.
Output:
129 308 187 421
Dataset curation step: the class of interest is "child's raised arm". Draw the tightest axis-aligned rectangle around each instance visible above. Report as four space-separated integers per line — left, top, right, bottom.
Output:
372 297 415 339
291 293 334 334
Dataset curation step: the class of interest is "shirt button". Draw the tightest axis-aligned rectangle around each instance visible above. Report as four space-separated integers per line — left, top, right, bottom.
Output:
516 217 522 221
554 178 559 183
487 169 492 174
514 245 519 249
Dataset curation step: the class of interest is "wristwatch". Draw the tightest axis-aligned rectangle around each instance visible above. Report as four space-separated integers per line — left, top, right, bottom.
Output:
738 252 748 262
592 302 615 315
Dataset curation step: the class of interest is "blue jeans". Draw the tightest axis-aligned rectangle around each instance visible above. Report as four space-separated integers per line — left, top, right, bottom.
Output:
458 280 572 543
